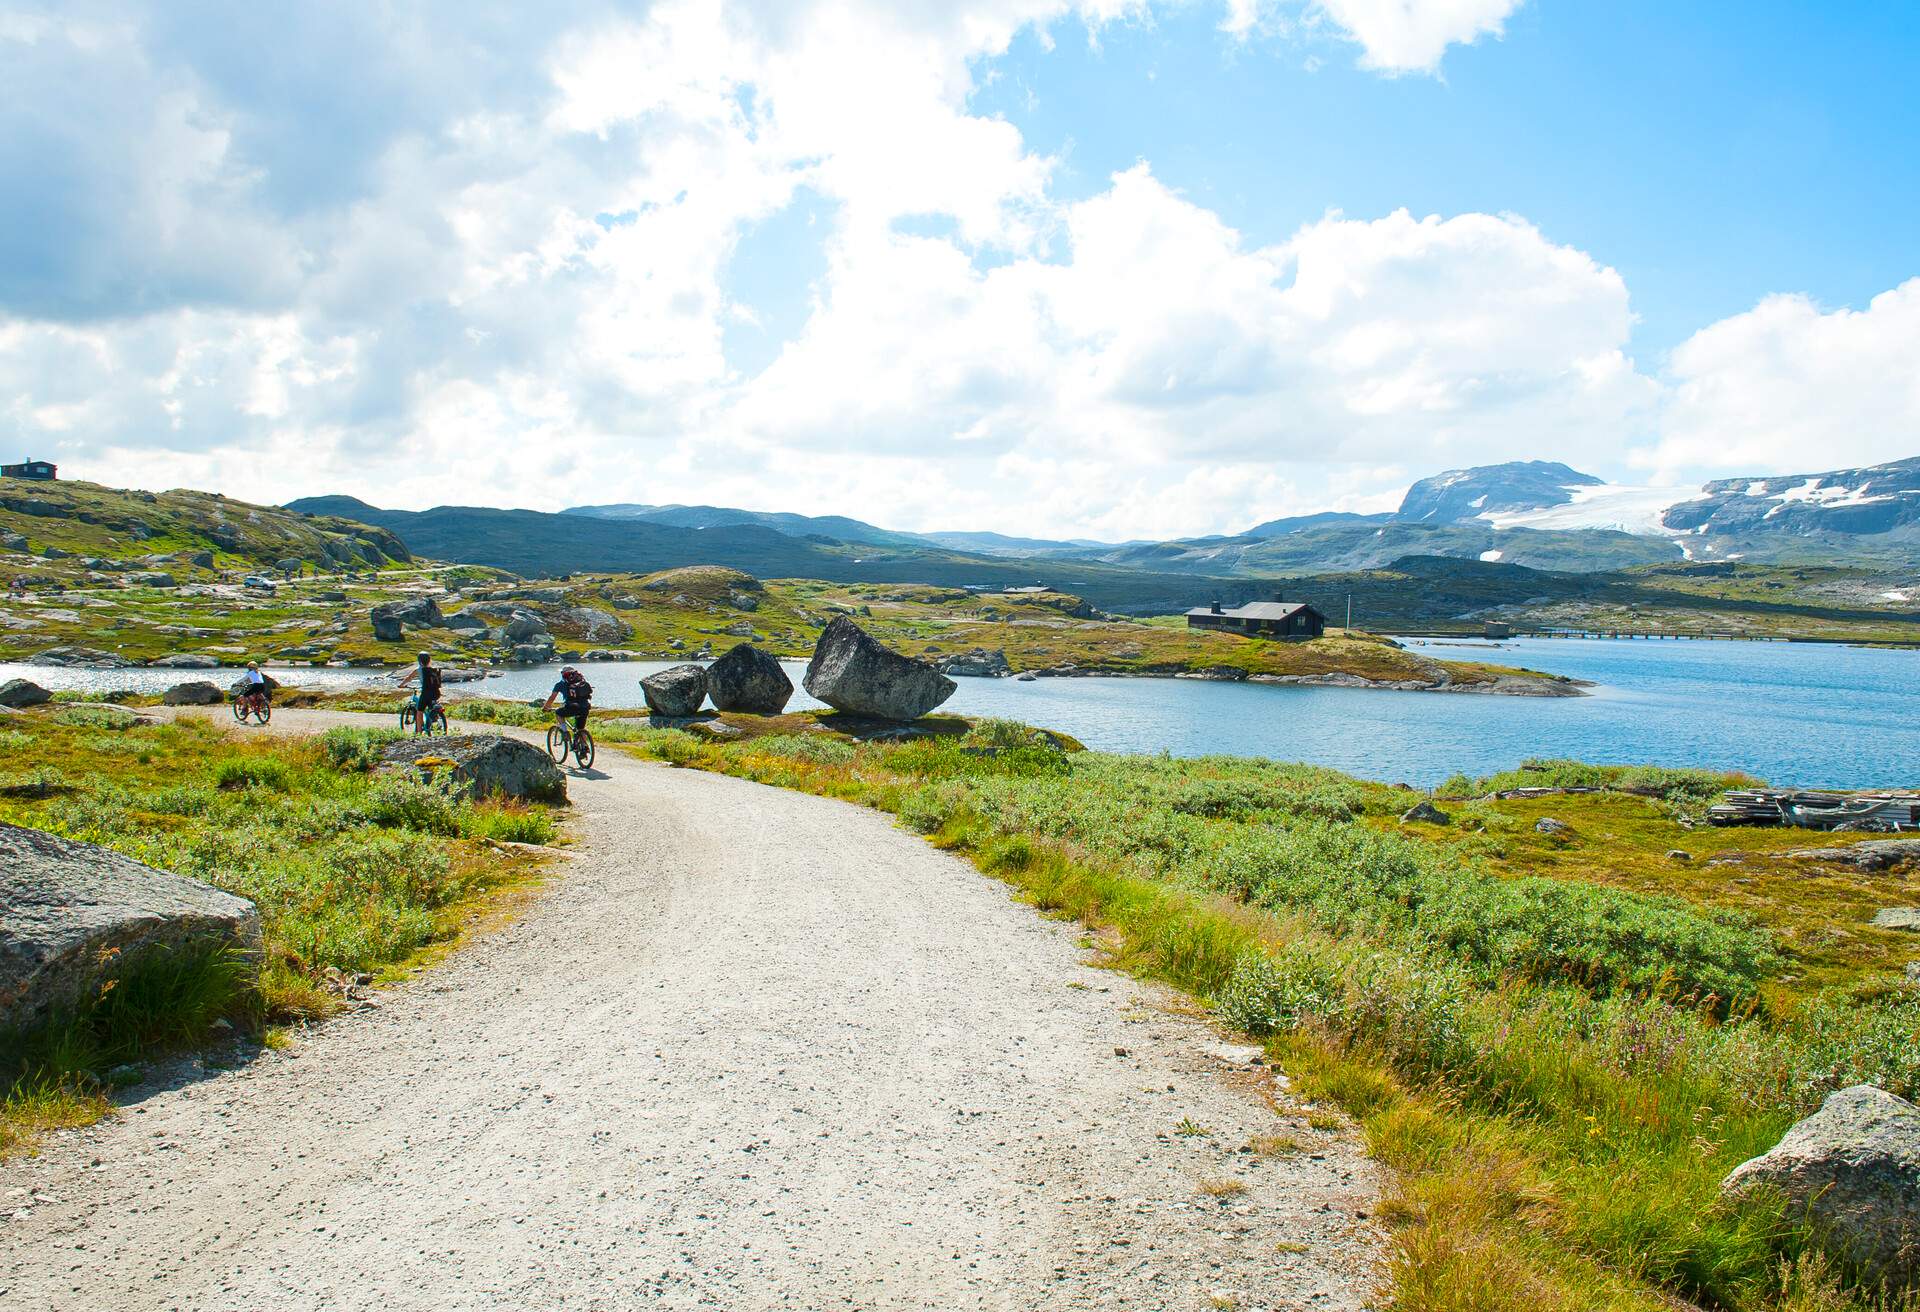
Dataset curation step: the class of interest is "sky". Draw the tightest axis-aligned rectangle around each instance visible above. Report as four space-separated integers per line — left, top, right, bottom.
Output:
2 0 1917 541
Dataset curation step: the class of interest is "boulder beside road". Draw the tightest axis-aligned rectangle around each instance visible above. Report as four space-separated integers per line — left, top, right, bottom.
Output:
802 618 955 721
162 681 225 706
1722 1084 1920 1291
705 643 793 714
643 663 709 717
379 736 566 803
0 823 261 1036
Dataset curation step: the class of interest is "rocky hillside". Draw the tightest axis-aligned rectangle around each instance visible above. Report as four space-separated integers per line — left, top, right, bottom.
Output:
1 480 409 585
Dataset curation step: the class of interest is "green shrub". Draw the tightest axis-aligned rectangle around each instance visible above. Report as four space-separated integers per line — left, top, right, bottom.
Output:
459 804 558 845
749 733 858 765
360 773 460 836
321 726 402 772
453 700 547 727
211 756 294 792
55 705 140 730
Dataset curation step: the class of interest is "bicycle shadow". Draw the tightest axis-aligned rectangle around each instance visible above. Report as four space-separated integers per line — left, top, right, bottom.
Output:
564 765 612 781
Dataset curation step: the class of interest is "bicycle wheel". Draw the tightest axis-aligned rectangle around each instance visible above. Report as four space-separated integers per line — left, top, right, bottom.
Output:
429 706 449 735
232 699 246 723
545 725 569 764
399 704 416 733
574 731 595 769
256 701 271 724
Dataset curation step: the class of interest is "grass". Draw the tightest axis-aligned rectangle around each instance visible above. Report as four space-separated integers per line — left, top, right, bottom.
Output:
0 710 560 1157
605 721 1920 1310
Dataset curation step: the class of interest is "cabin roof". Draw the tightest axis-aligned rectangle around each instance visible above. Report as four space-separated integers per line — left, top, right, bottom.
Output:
1186 601 1317 621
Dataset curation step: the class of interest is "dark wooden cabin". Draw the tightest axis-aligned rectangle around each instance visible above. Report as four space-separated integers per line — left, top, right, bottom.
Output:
1185 595 1326 640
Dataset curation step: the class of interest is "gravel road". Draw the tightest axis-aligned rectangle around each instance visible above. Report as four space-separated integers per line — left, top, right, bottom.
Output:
1 710 1380 1310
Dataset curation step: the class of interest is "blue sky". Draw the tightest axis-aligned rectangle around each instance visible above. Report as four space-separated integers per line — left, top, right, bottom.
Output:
2 1 1917 538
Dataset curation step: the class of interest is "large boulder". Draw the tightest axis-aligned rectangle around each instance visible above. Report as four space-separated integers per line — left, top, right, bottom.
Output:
803 618 955 721
371 612 404 642
0 823 261 1037
29 645 135 669
706 643 794 714
379 735 566 803
161 680 225 706
442 612 488 631
1722 1084 1920 1290
372 596 444 630
0 678 51 708
151 652 220 669
643 663 709 717
505 641 554 665
552 606 632 644
135 572 176 588
504 612 550 643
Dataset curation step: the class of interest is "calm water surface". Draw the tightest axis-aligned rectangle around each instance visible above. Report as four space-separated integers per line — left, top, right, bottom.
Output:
4 637 1912 787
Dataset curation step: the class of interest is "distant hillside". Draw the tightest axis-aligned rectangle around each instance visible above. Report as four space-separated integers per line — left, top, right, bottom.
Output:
562 502 920 548
1 481 409 579
284 495 1247 614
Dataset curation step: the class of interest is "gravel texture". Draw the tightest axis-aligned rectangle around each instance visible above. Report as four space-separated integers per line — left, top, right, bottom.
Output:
1 709 1380 1311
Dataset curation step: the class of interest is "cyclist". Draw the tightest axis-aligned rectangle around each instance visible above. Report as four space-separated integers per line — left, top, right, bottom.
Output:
540 666 593 750
239 661 272 715
398 651 443 727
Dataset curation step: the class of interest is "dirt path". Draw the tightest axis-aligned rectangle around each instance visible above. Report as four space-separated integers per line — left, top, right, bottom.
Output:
1 710 1380 1310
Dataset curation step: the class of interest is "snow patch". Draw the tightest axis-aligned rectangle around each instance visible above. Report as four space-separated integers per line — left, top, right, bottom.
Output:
1483 483 1699 535
1479 549 1503 562
1884 590 1913 603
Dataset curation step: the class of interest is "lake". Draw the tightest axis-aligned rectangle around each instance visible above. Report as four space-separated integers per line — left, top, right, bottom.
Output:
4 637 1913 787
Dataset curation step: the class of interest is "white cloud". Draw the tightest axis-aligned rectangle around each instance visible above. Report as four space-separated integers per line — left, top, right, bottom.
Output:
1651 279 1920 479
1312 0 1526 73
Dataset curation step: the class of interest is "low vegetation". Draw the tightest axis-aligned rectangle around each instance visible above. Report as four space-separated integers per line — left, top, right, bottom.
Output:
607 719 1919 1311
0 712 559 1156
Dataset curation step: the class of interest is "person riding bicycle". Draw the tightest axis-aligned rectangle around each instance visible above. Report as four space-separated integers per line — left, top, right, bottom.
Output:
398 650 444 727
540 666 592 744
241 661 271 709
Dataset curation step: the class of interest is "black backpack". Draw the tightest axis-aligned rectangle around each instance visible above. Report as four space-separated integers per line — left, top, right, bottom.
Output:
421 666 442 698
568 677 593 705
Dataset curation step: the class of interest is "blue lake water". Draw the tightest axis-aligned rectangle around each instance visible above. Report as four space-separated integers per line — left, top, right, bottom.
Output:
5 637 1914 787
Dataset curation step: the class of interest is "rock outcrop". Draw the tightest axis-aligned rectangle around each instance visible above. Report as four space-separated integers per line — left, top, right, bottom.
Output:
643 664 709 717
0 678 51 708
372 596 444 635
1786 840 1920 873
939 648 1013 678
150 653 220 668
553 606 632 645
1400 801 1451 825
379 736 565 803
803 618 955 720
1722 1084 1920 1290
28 646 135 668
161 681 225 706
371 612 404 642
706 643 794 714
0 823 261 1036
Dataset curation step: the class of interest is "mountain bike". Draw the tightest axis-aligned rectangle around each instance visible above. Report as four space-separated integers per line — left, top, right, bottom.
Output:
232 689 271 725
399 697 449 735
546 712 594 769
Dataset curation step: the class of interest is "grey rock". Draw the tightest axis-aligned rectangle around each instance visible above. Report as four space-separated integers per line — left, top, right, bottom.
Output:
370 613 404 642
372 596 444 629
939 648 1013 678
504 613 550 643
161 681 225 706
0 531 26 550
1722 1084 1920 1290
40 545 72 560
442 612 488 631
1872 909 1920 931
706 643 794 715
1666 849 1693 862
508 587 568 604
1535 817 1571 835
667 638 685 650
721 620 757 638
1015 671 1038 681
150 653 220 669
0 678 51 707
379 735 565 803
803 618 955 721
315 590 347 603
1400 801 1451 825
185 550 215 568
554 606 631 644
0 822 261 1036
1787 840 1920 873
275 557 303 574
505 641 554 665
28 645 134 669
136 572 176 588
730 592 760 612
1907 963 1920 984
642 663 709 717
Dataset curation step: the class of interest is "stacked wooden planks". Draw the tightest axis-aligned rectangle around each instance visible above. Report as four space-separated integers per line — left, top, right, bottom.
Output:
1707 789 1920 831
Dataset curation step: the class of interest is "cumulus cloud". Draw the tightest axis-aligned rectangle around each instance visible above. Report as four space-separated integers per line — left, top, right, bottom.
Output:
1311 0 1525 73
1650 279 1920 479
2 0 1910 543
